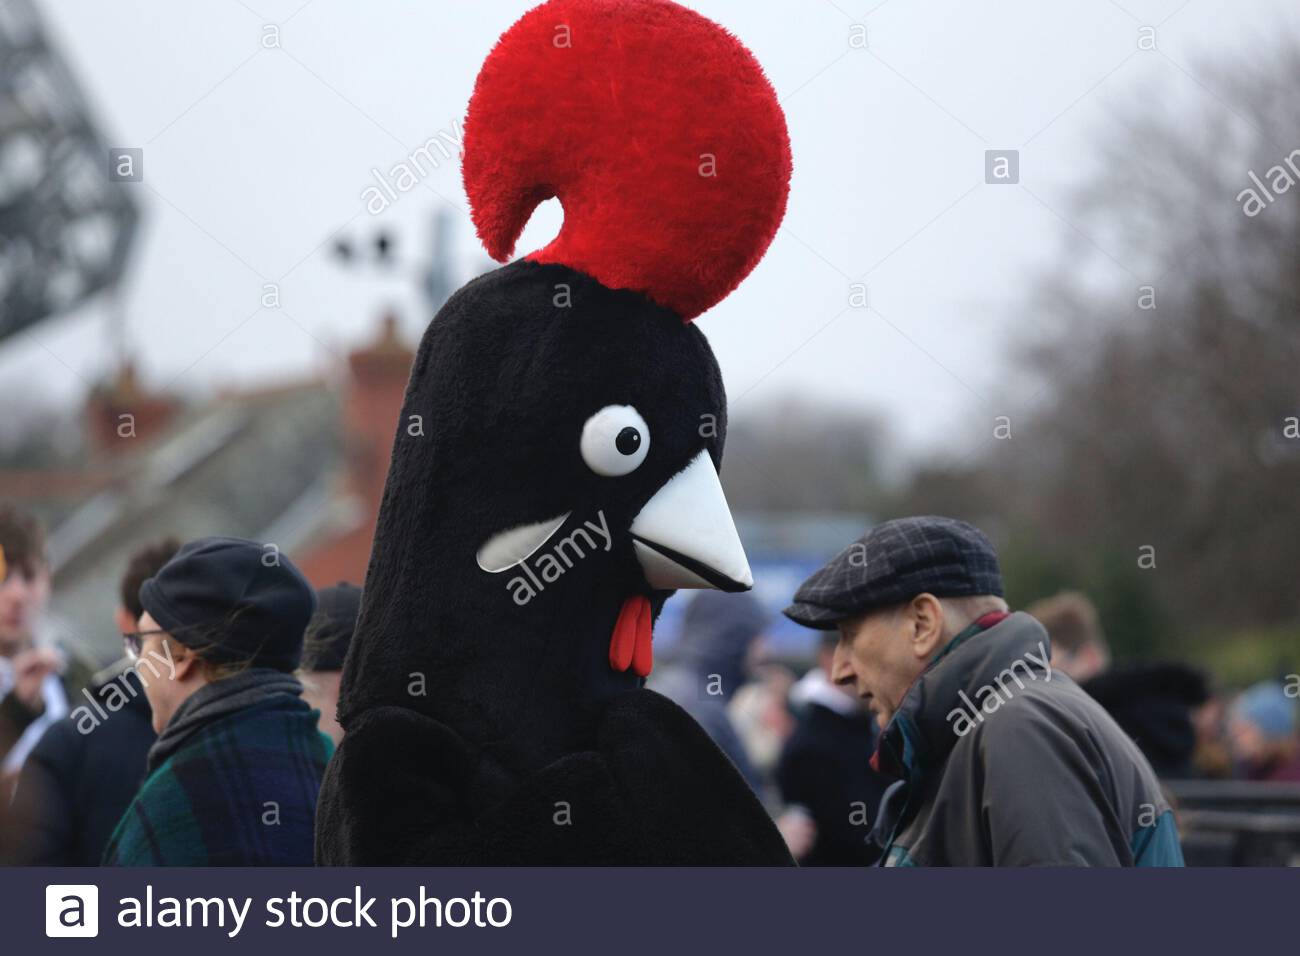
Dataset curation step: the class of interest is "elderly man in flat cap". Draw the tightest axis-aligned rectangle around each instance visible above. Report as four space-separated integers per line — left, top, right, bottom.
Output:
785 516 1182 867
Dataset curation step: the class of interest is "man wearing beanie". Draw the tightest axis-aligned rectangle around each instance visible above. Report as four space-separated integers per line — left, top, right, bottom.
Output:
103 537 331 866
785 516 1182 867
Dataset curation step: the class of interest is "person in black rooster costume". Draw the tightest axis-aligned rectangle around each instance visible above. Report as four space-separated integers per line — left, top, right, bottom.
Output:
315 0 794 865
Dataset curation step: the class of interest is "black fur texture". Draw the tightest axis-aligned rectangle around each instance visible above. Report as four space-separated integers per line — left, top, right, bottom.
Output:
316 260 792 865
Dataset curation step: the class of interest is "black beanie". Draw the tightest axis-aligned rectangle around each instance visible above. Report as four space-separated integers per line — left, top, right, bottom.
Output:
302 582 362 672
138 536 317 672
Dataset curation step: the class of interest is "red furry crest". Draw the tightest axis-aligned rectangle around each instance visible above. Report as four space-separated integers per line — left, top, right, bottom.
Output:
462 0 791 321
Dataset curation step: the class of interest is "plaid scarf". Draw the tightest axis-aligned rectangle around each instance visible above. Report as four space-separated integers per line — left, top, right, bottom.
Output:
147 668 304 772
103 687 332 866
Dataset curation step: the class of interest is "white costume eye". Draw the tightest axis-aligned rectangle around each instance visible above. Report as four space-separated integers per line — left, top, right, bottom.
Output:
580 405 650 477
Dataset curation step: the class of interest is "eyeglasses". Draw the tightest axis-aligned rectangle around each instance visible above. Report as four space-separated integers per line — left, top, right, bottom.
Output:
121 628 168 661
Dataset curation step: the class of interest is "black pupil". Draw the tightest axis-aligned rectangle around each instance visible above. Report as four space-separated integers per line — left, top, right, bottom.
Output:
615 427 641 455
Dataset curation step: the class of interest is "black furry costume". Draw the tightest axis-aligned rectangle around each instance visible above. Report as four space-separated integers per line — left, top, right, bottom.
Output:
316 0 794 865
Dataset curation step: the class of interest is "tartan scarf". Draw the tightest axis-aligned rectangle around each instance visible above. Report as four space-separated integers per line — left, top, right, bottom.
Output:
148 668 303 772
103 687 331 866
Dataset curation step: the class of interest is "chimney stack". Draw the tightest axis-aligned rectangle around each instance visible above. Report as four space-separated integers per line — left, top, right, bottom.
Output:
343 312 414 518
85 360 180 456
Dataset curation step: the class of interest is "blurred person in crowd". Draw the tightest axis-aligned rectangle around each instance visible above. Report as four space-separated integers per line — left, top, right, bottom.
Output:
1228 681 1300 782
300 582 361 746
650 591 817 859
1191 693 1233 779
1029 591 1209 778
729 661 797 777
0 504 94 783
786 516 1183 866
649 590 770 793
1029 590 1109 682
9 538 179 865
102 537 330 866
776 631 890 865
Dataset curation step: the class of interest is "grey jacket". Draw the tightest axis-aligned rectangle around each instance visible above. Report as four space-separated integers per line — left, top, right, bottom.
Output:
872 611 1183 866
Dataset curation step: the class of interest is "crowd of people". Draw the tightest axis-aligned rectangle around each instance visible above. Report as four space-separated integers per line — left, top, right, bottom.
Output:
653 522 1299 864
0 506 358 865
0 501 1296 866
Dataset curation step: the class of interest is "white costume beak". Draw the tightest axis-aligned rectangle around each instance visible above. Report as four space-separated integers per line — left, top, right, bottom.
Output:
629 450 752 592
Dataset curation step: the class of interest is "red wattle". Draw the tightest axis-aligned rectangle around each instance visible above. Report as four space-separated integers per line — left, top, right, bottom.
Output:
610 596 642 672
632 596 654 677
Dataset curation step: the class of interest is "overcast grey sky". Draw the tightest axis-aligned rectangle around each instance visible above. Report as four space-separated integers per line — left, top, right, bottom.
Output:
5 0 1299 458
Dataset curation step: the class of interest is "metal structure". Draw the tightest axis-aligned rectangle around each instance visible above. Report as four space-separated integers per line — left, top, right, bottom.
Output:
330 207 463 316
0 0 138 346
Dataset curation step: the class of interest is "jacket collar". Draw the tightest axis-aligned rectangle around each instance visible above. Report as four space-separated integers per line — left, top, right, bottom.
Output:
873 611 1052 782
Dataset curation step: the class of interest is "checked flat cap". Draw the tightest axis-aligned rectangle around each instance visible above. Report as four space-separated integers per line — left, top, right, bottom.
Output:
784 516 1003 629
